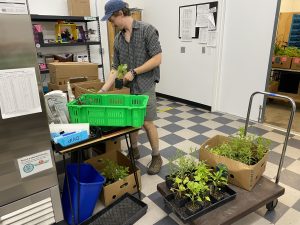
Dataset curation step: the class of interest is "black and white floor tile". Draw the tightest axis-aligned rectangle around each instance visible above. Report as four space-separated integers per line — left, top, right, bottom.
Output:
119 96 300 225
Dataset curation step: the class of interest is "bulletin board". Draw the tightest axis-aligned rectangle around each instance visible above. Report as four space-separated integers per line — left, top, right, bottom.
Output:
179 1 218 39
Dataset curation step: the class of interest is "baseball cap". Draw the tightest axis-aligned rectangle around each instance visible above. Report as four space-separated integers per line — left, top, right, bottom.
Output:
101 0 127 21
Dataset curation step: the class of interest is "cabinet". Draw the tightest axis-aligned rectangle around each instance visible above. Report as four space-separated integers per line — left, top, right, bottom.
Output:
30 15 105 90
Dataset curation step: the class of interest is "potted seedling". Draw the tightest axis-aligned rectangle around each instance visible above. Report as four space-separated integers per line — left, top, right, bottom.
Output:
100 159 129 185
210 167 228 201
166 149 197 189
193 161 211 183
170 176 190 207
115 64 128 89
185 180 210 215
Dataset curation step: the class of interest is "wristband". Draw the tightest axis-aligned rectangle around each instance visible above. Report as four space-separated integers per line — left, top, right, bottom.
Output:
130 69 137 78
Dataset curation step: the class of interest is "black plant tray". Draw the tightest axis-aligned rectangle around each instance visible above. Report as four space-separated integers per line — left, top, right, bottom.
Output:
164 186 237 223
80 193 147 225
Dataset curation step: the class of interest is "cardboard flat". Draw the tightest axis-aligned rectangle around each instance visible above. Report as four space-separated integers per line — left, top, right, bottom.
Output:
291 57 300 70
48 62 98 85
272 56 292 69
73 79 130 98
86 150 141 206
48 79 96 92
199 135 269 191
68 0 91 16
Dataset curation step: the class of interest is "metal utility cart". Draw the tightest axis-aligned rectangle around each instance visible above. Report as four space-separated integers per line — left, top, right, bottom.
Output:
157 91 296 225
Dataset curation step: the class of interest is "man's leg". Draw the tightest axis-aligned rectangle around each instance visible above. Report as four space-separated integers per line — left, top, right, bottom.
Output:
143 120 159 156
129 131 140 159
144 120 162 175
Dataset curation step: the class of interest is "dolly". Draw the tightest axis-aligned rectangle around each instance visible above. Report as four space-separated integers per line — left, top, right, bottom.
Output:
157 91 296 225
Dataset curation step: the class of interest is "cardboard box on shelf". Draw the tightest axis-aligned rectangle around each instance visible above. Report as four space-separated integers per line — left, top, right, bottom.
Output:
291 57 300 70
268 81 279 93
272 56 292 69
89 138 121 156
199 135 269 191
67 0 91 16
85 150 141 206
73 79 130 98
48 62 98 85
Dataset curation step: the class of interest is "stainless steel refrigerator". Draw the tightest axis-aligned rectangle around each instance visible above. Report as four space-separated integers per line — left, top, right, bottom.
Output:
0 6 63 225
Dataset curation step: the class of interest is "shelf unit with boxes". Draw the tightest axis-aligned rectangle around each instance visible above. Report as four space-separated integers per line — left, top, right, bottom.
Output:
31 14 105 92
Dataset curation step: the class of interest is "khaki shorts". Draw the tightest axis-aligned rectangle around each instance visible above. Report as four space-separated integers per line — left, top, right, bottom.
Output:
141 86 157 121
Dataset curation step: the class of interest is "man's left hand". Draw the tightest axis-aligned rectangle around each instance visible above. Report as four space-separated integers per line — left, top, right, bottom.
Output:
123 71 134 84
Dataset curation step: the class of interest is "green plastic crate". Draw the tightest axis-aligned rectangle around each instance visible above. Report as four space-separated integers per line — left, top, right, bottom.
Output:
67 94 149 127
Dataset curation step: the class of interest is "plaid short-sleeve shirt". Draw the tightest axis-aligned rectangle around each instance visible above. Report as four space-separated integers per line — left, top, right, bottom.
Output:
112 20 162 94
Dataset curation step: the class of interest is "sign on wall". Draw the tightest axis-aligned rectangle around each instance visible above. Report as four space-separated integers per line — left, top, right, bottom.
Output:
179 1 218 45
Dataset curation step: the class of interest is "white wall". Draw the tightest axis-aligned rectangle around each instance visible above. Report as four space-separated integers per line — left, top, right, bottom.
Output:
280 0 300 12
216 0 278 120
142 0 223 107
28 0 68 15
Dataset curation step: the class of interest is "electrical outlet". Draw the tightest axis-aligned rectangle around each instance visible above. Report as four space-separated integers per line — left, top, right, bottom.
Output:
180 47 185 53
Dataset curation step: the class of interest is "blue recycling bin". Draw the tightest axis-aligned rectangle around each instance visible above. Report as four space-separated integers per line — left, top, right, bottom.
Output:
62 163 105 225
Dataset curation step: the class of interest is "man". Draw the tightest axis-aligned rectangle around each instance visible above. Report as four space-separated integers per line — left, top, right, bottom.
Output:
100 0 163 175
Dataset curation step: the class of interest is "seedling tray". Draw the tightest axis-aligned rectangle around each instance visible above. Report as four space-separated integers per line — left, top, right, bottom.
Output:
80 193 147 225
164 186 237 223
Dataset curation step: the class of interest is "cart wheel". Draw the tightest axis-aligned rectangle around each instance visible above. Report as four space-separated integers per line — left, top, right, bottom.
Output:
266 199 278 211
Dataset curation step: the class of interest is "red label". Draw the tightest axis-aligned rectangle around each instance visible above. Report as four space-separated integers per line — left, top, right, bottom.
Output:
281 57 287 62
272 57 275 62
294 58 300 64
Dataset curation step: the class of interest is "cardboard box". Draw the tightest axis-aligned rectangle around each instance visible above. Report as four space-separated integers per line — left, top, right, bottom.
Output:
272 56 292 69
291 57 300 70
68 0 91 16
73 79 130 98
86 150 141 206
199 135 269 191
48 78 92 92
268 81 279 93
89 138 121 156
48 62 98 85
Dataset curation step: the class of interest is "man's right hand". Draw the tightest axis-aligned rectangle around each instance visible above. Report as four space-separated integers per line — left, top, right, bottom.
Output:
98 88 106 93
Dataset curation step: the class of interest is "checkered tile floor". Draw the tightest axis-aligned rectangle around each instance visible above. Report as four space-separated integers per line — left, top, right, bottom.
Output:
120 96 300 225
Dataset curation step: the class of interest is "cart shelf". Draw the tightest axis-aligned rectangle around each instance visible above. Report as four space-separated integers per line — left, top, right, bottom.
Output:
157 176 284 225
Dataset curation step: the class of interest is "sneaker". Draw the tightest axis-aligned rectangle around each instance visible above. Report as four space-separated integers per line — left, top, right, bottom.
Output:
127 147 140 160
147 155 162 175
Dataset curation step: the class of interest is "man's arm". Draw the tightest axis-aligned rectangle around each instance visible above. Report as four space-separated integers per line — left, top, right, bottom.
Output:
98 69 117 92
135 53 162 74
123 53 162 82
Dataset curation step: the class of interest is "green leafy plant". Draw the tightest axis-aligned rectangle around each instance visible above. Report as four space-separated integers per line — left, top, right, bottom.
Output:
193 161 211 183
210 168 228 196
101 159 129 185
210 128 271 165
185 180 210 207
116 64 128 79
170 176 189 199
274 45 300 57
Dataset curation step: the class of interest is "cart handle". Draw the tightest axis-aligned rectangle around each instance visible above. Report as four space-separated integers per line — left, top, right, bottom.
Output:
244 91 296 184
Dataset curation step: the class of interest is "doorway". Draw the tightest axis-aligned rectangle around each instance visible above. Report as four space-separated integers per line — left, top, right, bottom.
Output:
264 0 300 132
